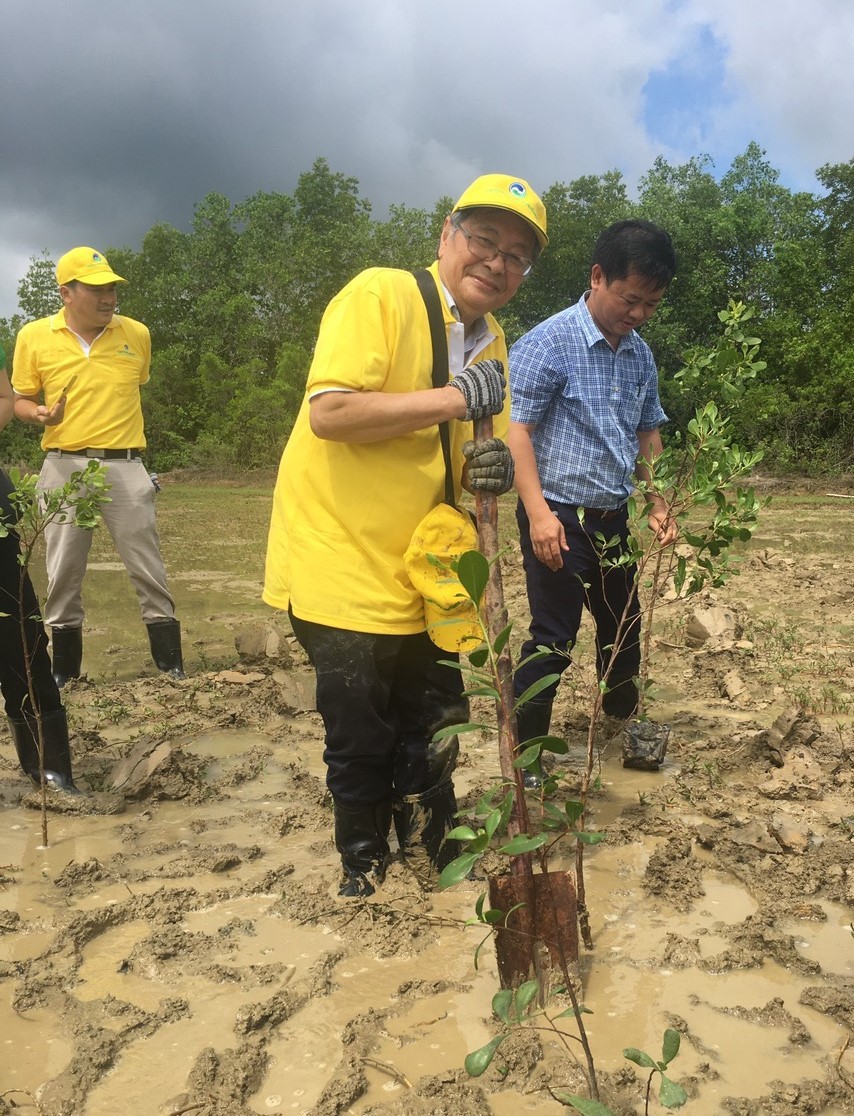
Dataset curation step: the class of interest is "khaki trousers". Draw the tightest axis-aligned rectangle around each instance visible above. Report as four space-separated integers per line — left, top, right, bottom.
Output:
38 453 176 629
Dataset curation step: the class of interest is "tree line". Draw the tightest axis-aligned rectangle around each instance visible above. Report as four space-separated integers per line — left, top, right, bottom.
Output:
2 145 853 474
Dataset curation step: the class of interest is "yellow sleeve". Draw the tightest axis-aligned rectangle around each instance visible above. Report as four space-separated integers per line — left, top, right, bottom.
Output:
9 322 43 397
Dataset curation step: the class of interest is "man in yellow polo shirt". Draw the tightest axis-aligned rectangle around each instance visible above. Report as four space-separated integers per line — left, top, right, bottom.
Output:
12 247 184 684
264 174 548 897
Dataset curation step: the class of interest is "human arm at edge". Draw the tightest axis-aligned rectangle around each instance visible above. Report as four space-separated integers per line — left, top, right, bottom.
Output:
507 420 568 571
0 368 14 432
13 391 67 427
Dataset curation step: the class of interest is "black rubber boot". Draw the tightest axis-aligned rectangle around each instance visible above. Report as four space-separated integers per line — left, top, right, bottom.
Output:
393 780 459 886
8 708 80 794
514 696 554 789
146 619 186 678
333 799 393 898
51 627 83 688
601 683 638 721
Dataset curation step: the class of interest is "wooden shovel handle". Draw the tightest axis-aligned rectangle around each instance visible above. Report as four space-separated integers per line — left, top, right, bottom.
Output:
472 416 532 847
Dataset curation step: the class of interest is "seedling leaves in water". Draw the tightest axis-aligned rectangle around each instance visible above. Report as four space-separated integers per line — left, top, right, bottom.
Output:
557 1099 615 1116
561 1028 687 1114
623 1027 688 1109
464 1033 506 1077
465 981 542 1076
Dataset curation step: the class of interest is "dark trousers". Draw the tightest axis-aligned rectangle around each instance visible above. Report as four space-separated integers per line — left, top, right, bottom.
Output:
289 612 469 805
514 499 640 718
0 527 63 720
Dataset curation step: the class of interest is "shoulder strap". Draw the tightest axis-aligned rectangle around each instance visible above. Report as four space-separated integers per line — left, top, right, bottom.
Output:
412 269 455 506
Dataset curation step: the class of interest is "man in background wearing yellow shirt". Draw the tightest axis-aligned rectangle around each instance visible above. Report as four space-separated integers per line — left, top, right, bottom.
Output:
264 175 548 897
12 247 184 684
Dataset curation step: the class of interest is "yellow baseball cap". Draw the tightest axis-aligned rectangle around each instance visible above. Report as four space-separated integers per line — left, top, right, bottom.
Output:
452 174 548 250
56 247 126 287
404 503 484 653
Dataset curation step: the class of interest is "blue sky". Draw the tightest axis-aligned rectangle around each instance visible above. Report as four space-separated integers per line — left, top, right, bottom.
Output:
642 26 735 167
0 0 851 319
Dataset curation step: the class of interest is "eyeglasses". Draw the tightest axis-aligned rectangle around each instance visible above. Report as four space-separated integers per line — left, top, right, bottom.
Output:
454 221 535 277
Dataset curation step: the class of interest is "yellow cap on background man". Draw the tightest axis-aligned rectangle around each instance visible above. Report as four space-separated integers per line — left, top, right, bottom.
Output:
55 247 126 287
452 174 548 251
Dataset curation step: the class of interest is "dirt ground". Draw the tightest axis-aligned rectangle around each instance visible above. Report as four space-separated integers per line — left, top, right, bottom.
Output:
1 480 853 1115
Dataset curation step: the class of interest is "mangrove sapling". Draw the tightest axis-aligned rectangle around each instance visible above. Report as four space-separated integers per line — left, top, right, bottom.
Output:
464 978 598 1089
465 988 689 1114
591 301 768 771
560 1027 689 1114
0 462 109 844
432 547 605 1099
429 302 764 1109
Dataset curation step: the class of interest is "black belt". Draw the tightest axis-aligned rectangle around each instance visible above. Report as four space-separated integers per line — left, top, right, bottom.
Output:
48 448 142 460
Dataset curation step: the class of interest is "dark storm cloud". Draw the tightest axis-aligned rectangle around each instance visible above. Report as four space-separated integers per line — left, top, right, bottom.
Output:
1 0 852 316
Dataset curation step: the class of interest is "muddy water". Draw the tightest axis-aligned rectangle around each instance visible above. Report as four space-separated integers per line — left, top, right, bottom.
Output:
3 730 851 1115
2 483 854 1114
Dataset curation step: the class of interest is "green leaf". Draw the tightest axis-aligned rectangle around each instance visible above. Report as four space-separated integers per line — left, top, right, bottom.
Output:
483 807 504 839
623 1047 657 1069
658 1074 688 1108
542 802 567 825
539 734 569 755
564 799 584 825
457 549 489 605
556 1096 617 1115
447 825 478 842
514 979 539 1017
432 722 487 741
498 832 550 855
514 743 542 769
467 647 489 668
555 1004 592 1018
514 675 561 708
437 851 480 889
576 830 605 845
464 1033 506 1077
493 623 513 655
492 988 513 1023
661 1027 681 1065
462 685 501 700
480 907 506 925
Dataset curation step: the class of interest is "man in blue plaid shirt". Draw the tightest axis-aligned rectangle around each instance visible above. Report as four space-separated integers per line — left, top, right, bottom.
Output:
508 220 678 780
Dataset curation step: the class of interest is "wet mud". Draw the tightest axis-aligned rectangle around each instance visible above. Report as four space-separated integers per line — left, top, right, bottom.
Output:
1 481 853 1115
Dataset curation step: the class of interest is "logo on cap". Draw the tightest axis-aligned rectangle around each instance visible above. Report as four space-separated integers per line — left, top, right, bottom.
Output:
509 182 527 198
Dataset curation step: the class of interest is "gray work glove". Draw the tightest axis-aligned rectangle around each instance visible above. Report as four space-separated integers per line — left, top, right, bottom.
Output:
462 438 515 494
449 359 506 421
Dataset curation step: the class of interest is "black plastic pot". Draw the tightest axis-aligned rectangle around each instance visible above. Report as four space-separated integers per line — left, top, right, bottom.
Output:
622 719 670 771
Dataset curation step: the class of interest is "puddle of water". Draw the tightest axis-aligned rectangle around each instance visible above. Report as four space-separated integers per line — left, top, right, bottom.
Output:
579 841 849 1104
83 988 265 1114
255 921 484 1115
183 895 326 969
184 730 272 762
78 897 322 1114
781 898 854 977
0 1003 73 1094
0 927 56 963
3 705 851 1114
0 811 134 926
75 919 160 1011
